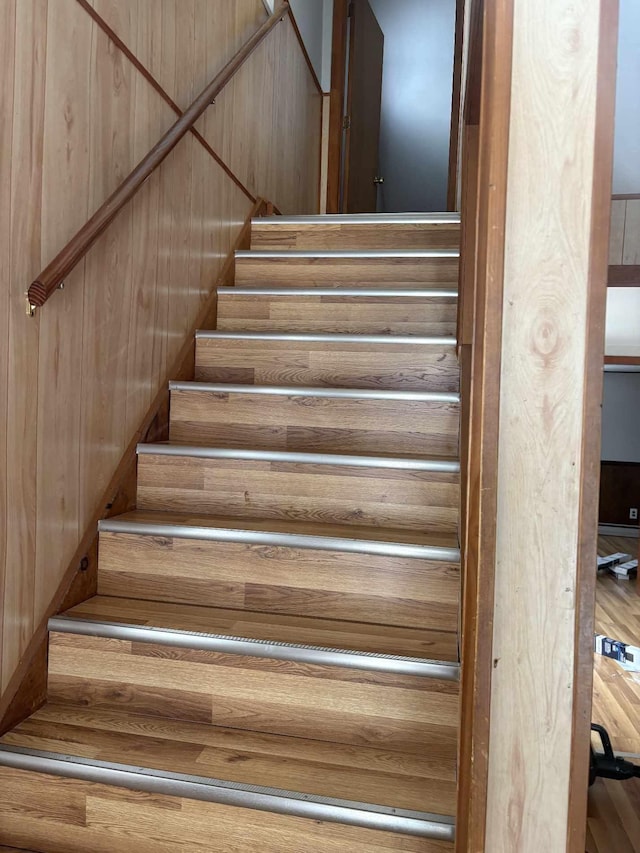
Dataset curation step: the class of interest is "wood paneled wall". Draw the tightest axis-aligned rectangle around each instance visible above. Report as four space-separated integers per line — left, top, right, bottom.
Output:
0 0 321 696
609 198 640 265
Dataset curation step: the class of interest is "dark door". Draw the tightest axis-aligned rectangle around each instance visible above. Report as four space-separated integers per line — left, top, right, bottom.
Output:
343 0 384 213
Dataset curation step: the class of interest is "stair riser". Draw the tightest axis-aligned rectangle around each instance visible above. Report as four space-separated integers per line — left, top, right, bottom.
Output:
97 531 460 636
235 256 459 288
136 454 460 534
48 634 459 757
217 293 458 336
0 767 453 852
169 390 460 457
250 223 460 251
194 339 460 393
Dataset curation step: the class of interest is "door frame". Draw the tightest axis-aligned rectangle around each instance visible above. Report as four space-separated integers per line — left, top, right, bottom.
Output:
326 0 350 214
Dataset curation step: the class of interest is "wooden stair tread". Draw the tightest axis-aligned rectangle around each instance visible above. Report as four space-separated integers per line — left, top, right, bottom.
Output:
105 509 461 553
61 595 459 662
0 703 457 817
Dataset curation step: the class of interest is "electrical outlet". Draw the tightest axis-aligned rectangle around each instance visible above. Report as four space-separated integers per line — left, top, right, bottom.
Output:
630 508 638 521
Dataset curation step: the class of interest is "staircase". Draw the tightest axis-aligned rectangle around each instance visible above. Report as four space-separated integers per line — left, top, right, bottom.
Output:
0 213 462 852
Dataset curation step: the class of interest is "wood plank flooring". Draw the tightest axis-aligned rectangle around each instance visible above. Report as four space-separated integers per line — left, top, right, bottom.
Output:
587 534 640 852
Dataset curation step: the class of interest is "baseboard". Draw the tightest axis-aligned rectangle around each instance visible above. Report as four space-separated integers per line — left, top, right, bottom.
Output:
0 198 267 735
598 524 640 539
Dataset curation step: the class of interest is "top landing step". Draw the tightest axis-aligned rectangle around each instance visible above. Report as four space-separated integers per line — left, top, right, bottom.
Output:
253 213 461 226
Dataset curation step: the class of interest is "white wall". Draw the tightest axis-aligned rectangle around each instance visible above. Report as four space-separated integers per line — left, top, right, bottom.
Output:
605 288 640 355
368 0 456 212
601 373 640 463
613 0 640 193
287 0 333 91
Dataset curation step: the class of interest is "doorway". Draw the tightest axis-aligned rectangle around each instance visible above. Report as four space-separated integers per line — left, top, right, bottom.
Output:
327 0 458 214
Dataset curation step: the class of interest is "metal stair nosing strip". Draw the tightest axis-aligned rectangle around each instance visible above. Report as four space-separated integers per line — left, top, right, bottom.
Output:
0 745 456 841
136 444 461 474
169 381 461 404
98 516 461 563
48 615 460 681
217 286 459 297
252 212 461 225
195 330 457 346
235 249 460 260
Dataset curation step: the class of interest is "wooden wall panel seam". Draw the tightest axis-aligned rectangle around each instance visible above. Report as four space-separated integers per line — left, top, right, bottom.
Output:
73 0 256 204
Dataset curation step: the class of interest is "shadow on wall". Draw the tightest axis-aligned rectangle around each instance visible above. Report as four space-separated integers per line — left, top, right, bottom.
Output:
368 0 456 213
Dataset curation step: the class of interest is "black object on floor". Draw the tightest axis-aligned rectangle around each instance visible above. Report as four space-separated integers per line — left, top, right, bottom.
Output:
590 723 640 786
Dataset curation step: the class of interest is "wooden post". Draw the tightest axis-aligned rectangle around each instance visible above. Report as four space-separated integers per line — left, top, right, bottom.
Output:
477 1 618 851
458 0 619 850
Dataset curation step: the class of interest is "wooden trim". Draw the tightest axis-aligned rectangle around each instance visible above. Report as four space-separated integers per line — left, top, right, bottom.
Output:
456 0 513 848
612 193 640 200
604 355 640 365
567 5 619 849
447 0 465 212
73 0 256 205
27 9 287 308
608 264 640 286
327 0 349 214
463 0 483 128
286 4 324 94
0 199 267 736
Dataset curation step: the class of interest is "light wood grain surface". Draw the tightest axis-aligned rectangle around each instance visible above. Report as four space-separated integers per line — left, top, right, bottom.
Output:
169 387 460 456
235 255 460 287
64 595 460 661
136 452 461 534
2 702 458 815
251 221 461 251
200 12 321 214
0 0 320 697
47 632 459 755
195 336 460 392
217 291 458 336
484 0 610 850
586 776 640 853
97 513 460 632
0 765 454 852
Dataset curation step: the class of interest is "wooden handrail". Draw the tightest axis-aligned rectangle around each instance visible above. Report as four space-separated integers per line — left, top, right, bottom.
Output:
27 4 289 310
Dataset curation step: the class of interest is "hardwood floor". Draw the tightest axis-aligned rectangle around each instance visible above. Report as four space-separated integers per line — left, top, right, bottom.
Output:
587 534 640 852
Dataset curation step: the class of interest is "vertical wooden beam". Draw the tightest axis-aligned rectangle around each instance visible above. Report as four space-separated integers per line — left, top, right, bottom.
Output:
456 1 512 849
447 0 465 212
326 0 349 214
482 2 618 852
